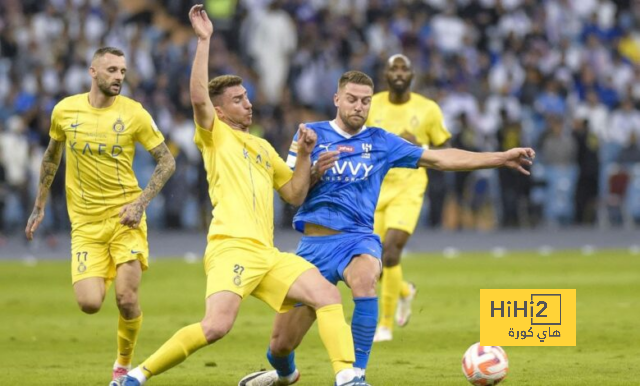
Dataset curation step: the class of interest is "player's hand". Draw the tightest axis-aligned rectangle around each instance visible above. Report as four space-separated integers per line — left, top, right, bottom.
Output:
296 124 317 157
25 207 45 240
313 150 340 177
189 4 213 40
119 200 145 229
503 147 535 175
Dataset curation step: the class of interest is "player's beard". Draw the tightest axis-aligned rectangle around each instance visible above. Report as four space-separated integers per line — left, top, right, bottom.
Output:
388 76 410 94
97 77 121 97
339 109 365 133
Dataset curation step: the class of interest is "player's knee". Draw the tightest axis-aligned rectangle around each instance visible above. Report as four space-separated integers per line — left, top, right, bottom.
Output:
115 291 138 315
350 272 379 296
313 283 341 308
77 298 103 314
201 320 233 343
382 243 402 267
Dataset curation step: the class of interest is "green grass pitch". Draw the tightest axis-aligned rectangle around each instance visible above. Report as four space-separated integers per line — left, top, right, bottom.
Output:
1 249 638 385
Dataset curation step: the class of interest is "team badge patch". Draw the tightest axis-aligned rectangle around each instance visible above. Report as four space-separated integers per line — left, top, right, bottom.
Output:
113 118 126 133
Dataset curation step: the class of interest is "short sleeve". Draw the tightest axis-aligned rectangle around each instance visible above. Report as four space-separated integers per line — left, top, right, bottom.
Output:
268 143 293 189
134 107 165 150
384 131 424 169
194 121 213 151
425 104 451 147
49 104 65 141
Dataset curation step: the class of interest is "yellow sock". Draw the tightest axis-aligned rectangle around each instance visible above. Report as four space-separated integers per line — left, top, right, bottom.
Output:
140 323 208 378
117 313 143 367
316 304 355 374
380 266 402 330
399 278 411 299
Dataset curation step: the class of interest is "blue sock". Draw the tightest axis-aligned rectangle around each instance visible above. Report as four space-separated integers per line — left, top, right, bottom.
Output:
267 347 296 377
352 297 378 369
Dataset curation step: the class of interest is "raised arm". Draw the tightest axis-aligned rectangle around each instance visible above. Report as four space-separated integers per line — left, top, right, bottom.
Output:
25 138 64 240
418 147 535 175
119 143 176 228
189 4 215 130
278 125 317 206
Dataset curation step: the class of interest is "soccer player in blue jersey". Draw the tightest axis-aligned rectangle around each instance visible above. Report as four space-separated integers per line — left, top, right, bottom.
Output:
239 71 534 385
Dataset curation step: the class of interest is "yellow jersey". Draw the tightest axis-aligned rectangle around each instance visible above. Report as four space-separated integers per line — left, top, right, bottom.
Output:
367 91 450 186
49 93 165 225
194 116 293 247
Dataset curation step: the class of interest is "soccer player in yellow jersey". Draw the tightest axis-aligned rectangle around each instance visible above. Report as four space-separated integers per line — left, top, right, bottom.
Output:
368 54 451 342
111 5 366 386
25 47 176 379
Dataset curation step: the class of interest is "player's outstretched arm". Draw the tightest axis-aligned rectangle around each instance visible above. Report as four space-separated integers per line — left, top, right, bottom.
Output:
189 4 215 131
279 125 317 206
418 147 535 175
119 143 175 228
26 138 64 240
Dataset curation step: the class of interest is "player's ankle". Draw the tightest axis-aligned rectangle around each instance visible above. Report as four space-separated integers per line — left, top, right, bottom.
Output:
336 368 357 384
127 367 148 384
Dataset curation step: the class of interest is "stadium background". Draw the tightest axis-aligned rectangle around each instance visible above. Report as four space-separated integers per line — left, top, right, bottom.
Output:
1 1 639 385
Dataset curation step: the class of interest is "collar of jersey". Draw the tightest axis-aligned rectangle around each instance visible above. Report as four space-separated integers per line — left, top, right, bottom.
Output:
330 120 367 139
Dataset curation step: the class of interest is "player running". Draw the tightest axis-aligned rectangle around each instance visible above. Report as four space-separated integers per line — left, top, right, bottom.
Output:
369 54 451 342
25 47 176 380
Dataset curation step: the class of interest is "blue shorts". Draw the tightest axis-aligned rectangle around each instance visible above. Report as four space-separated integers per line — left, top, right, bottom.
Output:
295 233 382 285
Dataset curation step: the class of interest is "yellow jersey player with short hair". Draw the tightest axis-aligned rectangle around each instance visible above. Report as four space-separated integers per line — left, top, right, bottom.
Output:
111 5 367 386
367 54 451 342
25 47 176 379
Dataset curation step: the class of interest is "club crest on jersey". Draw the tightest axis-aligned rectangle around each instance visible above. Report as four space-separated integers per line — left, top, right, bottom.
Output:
337 145 354 153
362 143 372 159
113 118 126 133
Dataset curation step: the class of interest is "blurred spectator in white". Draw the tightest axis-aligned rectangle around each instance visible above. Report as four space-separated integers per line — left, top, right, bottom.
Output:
431 5 467 54
247 0 297 105
0 116 30 224
609 98 640 146
489 51 525 94
574 89 610 141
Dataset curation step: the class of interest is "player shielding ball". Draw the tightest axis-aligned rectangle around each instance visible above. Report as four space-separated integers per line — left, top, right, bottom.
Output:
240 70 534 385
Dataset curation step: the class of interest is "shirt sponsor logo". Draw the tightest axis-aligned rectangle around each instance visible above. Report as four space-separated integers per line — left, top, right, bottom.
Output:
337 145 354 152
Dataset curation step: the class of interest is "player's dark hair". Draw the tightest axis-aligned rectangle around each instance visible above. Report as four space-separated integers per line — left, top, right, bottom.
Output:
338 71 374 90
208 75 243 105
92 47 125 61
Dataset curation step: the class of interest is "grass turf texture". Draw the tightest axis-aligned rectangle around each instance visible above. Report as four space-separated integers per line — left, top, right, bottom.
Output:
1 250 637 385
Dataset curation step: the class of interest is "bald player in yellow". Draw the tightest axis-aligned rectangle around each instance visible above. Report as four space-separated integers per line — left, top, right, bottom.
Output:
367 54 451 342
25 47 176 378
111 5 367 386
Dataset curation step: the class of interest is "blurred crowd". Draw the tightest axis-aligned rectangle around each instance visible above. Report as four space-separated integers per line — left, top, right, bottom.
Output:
2 0 640 241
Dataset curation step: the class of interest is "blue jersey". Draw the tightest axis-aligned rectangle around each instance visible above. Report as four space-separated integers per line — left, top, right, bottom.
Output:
286 120 424 234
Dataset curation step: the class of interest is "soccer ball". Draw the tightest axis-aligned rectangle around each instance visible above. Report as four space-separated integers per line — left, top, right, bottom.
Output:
461 343 509 385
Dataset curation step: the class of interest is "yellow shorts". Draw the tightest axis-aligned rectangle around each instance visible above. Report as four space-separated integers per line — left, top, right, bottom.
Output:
204 237 315 313
70 214 149 285
374 178 426 240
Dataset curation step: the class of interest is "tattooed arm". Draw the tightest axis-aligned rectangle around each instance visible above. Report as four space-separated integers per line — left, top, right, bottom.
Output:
26 138 65 240
119 142 176 228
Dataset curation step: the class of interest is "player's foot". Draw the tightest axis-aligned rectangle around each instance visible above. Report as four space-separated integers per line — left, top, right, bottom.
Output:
238 369 300 386
112 364 130 380
373 326 393 342
396 282 417 327
335 376 370 386
109 375 140 386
